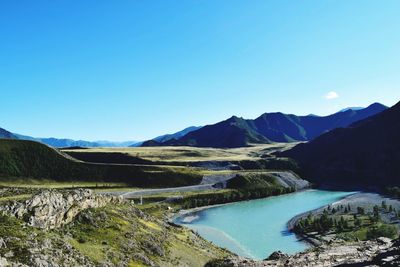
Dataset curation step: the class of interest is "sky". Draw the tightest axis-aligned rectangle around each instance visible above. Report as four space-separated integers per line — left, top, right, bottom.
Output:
1 1 399 141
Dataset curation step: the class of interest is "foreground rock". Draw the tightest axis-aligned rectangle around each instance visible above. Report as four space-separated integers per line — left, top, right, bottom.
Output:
207 237 399 266
0 189 123 229
0 188 229 266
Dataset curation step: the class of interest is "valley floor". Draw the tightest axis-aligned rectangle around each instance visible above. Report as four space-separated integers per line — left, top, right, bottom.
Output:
1 142 399 266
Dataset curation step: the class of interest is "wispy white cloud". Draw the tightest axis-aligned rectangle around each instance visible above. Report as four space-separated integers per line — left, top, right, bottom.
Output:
324 91 339 100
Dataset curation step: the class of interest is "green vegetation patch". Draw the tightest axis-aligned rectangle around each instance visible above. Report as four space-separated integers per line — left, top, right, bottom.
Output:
0 139 202 188
294 203 399 242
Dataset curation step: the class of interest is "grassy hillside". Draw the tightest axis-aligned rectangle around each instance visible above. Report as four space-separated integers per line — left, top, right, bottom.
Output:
0 194 230 266
62 144 300 174
0 139 202 188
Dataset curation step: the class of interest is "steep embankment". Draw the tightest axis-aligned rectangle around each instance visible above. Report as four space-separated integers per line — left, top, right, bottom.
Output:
281 101 400 188
142 103 386 148
0 139 201 187
0 189 230 266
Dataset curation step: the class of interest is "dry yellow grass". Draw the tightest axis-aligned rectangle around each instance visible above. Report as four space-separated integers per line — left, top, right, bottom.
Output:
62 143 296 163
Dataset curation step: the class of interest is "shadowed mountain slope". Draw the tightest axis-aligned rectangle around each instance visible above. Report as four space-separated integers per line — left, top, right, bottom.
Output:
139 126 201 147
0 128 17 139
281 101 400 188
143 103 387 148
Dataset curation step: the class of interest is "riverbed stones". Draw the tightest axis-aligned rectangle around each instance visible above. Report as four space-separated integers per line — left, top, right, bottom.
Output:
207 238 397 267
266 251 288 260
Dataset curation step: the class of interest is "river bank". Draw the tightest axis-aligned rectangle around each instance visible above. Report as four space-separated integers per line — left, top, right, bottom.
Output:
170 189 354 259
286 192 400 249
287 192 400 231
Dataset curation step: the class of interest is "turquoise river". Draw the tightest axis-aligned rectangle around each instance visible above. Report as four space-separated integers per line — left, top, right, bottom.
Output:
175 189 354 260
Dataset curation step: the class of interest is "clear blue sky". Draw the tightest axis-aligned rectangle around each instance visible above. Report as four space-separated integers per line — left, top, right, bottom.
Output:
1 1 399 141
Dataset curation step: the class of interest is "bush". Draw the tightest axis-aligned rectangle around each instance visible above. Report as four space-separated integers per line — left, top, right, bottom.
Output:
366 224 398 239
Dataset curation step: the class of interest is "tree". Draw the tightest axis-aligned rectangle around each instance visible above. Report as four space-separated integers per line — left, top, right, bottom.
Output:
382 201 387 211
372 205 380 222
355 218 362 228
366 225 398 239
357 206 365 215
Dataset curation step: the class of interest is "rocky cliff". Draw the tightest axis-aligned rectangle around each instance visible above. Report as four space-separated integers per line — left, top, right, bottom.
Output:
0 189 123 229
0 189 229 266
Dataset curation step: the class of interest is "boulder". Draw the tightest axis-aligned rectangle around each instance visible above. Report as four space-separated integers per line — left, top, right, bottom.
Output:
266 251 288 260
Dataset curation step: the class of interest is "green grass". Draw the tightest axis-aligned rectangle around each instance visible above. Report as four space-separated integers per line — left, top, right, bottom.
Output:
68 238 106 263
60 203 230 265
0 139 203 188
0 179 129 188
295 211 399 242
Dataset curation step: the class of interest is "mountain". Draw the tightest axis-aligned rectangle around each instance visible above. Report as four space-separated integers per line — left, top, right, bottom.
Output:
153 126 201 143
140 126 201 146
339 107 364 112
0 127 17 139
32 138 140 148
142 103 387 148
6 132 139 148
280 101 400 188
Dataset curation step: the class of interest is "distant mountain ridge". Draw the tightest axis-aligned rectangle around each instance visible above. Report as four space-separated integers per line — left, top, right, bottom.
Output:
0 127 17 139
281 101 400 188
139 126 201 147
0 126 202 148
1 132 140 148
142 103 387 148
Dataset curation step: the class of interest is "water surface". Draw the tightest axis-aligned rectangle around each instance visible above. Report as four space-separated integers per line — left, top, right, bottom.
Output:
175 189 354 259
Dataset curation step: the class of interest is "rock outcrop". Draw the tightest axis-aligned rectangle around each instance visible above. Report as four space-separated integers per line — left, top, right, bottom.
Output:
269 171 310 190
0 189 123 229
207 237 398 267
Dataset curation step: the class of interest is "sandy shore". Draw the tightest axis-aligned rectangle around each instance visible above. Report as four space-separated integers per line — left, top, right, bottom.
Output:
168 202 230 223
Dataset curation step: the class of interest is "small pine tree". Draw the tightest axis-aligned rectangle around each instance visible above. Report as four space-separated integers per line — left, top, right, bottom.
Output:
357 206 365 215
372 205 380 222
355 218 362 228
382 201 387 211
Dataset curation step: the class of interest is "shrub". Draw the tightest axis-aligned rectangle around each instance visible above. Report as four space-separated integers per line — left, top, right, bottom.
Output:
366 224 398 239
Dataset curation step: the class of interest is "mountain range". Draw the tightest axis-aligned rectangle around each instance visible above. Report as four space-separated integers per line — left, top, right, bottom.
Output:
141 103 387 148
0 126 203 148
281 101 400 188
134 126 201 147
0 129 140 148
0 103 388 149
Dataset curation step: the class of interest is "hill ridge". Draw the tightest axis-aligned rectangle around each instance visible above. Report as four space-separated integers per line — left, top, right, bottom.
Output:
142 103 387 148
